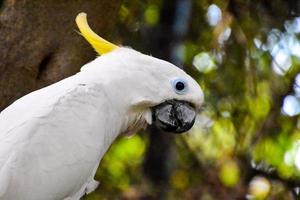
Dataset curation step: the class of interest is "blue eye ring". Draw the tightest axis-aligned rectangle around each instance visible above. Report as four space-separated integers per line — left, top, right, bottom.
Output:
171 78 188 94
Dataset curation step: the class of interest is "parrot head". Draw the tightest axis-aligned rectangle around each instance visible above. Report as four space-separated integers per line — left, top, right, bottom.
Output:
76 13 204 134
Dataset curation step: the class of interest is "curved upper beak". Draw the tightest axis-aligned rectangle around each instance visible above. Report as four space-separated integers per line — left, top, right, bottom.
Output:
152 100 196 134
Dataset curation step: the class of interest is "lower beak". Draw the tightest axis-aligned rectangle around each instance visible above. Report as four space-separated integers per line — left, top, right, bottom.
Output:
152 100 196 134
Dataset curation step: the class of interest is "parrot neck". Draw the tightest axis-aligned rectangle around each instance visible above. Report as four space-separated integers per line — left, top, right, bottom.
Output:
73 80 147 160
76 69 151 138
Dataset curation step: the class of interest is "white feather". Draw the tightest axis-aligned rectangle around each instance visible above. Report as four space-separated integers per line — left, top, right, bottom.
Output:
0 47 204 200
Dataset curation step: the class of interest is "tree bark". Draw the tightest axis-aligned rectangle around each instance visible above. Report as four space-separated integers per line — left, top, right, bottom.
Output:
0 0 122 111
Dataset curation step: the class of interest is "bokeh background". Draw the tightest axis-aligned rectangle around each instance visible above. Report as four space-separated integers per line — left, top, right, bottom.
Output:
95 1 300 199
1 0 300 199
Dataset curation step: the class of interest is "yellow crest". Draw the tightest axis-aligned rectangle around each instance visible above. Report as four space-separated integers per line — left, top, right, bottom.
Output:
75 12 118 55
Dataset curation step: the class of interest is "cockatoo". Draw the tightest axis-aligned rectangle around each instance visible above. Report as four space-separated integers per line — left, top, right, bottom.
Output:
0 13 204 200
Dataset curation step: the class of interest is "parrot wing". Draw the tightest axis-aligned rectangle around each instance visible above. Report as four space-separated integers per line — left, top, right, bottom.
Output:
0 76 106 199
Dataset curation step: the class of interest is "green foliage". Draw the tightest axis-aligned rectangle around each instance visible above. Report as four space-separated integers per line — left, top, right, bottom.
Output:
144 4 160 26
92 0 300 199
88 135 146 199
218 160 240 187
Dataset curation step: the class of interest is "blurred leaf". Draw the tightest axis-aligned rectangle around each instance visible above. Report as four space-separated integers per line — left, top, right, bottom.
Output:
218 160 240 187
144 4 160 26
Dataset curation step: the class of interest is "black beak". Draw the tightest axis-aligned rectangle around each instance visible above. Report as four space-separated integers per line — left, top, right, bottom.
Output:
152 100 196 134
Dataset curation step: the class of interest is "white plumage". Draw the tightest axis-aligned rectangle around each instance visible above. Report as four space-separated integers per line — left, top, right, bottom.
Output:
0 13 204 200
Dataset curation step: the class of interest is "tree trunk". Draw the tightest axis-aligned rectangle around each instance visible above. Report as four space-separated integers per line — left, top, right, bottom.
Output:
0 0 122 111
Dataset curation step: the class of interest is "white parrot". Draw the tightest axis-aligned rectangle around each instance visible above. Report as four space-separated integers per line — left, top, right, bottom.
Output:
0 13 204 200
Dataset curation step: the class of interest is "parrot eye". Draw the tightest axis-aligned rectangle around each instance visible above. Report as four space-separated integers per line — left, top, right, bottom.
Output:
171 78 188 94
